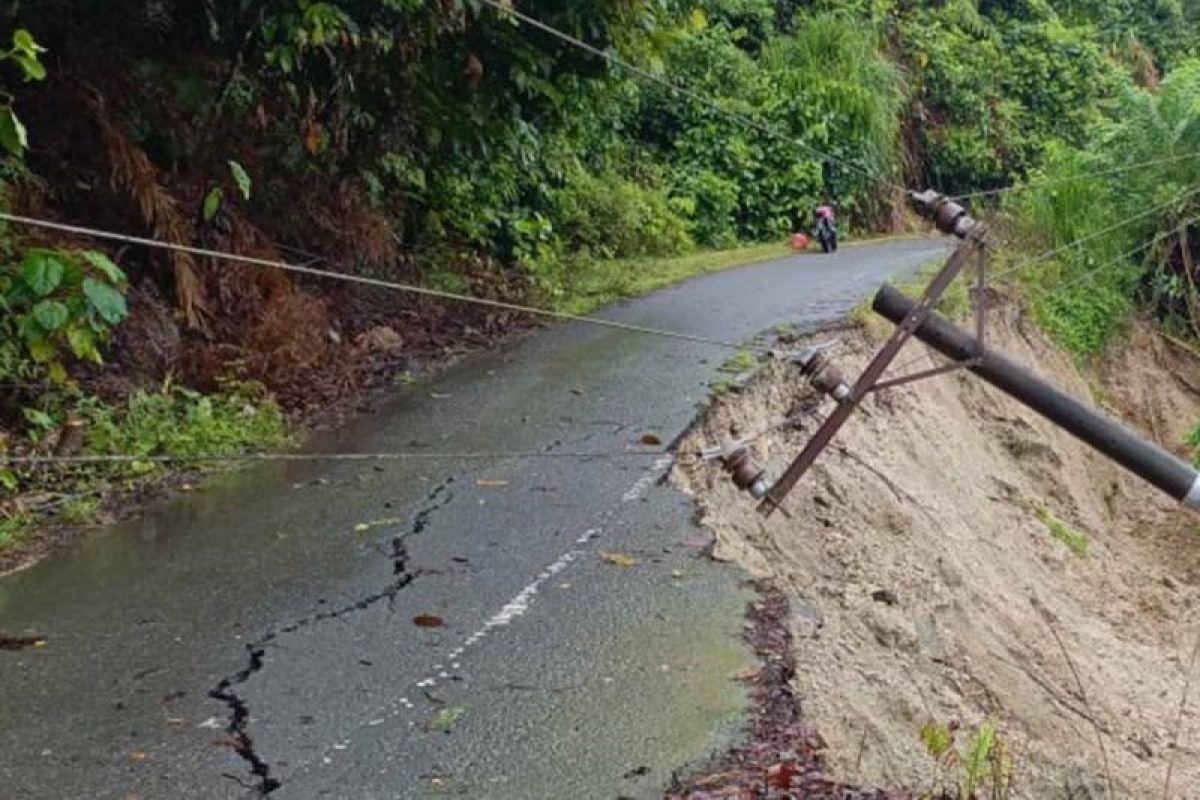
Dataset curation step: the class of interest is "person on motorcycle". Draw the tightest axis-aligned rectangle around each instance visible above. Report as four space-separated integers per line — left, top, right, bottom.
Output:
814 203 838 253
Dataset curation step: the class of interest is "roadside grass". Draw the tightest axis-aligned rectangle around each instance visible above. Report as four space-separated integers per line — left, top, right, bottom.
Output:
920 718 1014 799
554 232 928 317
709 348 760 395
554 242 791 316
0 380 292 555
849 255 964 338
0 512 33 550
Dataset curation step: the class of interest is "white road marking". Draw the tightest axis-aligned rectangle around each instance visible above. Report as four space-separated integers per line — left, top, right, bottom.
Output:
621 455 675 502
307 454 674 771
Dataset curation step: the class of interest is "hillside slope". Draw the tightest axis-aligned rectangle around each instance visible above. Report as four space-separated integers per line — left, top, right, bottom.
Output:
677 296 1200 798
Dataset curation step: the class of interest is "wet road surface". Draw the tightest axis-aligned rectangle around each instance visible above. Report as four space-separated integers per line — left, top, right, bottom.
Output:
0 239 946 799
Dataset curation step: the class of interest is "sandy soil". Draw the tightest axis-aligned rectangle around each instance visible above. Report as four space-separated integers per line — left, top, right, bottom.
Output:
675 296 1200 799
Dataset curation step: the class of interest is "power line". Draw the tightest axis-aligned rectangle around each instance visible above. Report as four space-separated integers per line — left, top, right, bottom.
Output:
874 200 1198 379
1028 216 1198 301
478 0 907 195
989 185 1200 283
0 449 680 467
951 151 1200 203
0 211 791 355
880 214 1199 380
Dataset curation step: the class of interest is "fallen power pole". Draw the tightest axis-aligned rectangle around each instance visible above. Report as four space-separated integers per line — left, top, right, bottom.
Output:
874 286 1200 509
713 189 1200 514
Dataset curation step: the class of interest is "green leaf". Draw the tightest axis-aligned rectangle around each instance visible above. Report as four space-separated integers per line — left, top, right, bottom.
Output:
26 337 56 363
228 160 252 200
0 107 28 157
21 251 64 296
47 361 68 385
81 251 126 283
0 468 18 492
203 186 224 222
67 326 102 364
32 300 68 331
919 721 953 759
22 407 54 429
13 54 46 82
82 278 128 324
12 29 45 56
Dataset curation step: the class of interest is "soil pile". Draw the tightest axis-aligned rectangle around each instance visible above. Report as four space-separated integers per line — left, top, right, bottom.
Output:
675 296 1200 798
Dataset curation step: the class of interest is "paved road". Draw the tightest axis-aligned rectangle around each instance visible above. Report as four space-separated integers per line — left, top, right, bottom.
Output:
0 239 945 800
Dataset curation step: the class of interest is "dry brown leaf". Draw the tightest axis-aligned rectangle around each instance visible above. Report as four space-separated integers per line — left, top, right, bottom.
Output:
305 123 324 155
599 551 639 568
640 433 663 446
413 614 445 628
475 479 508 487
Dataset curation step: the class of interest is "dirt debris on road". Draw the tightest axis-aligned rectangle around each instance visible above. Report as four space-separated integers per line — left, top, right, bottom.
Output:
668 582 906 800
674 295 1200 798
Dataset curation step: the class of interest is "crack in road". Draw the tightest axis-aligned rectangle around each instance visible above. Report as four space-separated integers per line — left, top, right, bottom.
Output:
207 477 456 796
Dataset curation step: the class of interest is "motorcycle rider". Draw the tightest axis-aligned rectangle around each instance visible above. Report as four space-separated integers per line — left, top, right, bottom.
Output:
814 202 838 253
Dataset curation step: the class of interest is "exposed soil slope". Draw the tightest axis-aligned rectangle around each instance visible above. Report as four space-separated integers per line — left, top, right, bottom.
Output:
675 296 1200 798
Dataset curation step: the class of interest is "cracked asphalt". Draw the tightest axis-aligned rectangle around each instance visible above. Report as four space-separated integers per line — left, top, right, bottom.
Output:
0 239 946 799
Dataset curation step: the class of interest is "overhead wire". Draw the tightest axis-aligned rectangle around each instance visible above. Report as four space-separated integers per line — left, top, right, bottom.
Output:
880 208 1200 380
0 449 681 467
950 151 1200 203
1026 214 1199 301
0 211 799 355
988 184 1200 284
477 0 908 195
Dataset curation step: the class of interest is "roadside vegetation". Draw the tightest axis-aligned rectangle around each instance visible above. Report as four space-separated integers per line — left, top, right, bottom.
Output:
3 1 1200 564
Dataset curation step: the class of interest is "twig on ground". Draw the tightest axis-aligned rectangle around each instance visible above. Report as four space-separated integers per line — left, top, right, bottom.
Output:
1164 631 1200 800
1033 600 1115 800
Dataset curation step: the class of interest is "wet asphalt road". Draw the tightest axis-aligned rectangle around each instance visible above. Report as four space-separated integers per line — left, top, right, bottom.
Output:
0 239 945 800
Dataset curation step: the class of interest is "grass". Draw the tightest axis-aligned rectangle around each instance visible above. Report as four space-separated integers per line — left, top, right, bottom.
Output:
709 348 760 395
920 718 1014 800
59 496 101 525
0 380 292 555
0 512 33 549
554 241 791 316
1036 507 1090 557
848 254 962 338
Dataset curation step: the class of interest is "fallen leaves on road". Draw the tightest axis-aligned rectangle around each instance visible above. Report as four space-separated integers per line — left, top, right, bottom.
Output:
475 479 508 487
599 551 640 568
352 517 401 533
426 706 466 733
128 751 148 762
0 633 46 650
413 614 445 628
640 433 663 446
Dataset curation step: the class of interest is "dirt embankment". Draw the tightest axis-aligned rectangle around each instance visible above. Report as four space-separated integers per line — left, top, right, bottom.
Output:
675 296 1200 798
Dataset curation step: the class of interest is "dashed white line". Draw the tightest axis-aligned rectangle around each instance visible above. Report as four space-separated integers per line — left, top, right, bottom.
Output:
621 455 674 502
306 453 675 771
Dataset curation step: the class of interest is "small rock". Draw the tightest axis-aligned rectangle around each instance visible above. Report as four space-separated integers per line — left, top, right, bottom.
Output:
871 589 899 606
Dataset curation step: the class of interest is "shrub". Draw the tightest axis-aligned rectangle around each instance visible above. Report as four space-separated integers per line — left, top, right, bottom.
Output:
84 380 289 472
0 248 129 384
549 166 693 261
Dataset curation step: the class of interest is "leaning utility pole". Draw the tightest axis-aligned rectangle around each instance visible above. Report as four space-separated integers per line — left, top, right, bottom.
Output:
718 191 1200 514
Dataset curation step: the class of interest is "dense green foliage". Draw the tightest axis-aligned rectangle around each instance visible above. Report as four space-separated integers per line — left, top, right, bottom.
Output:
1005 63 1200 357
